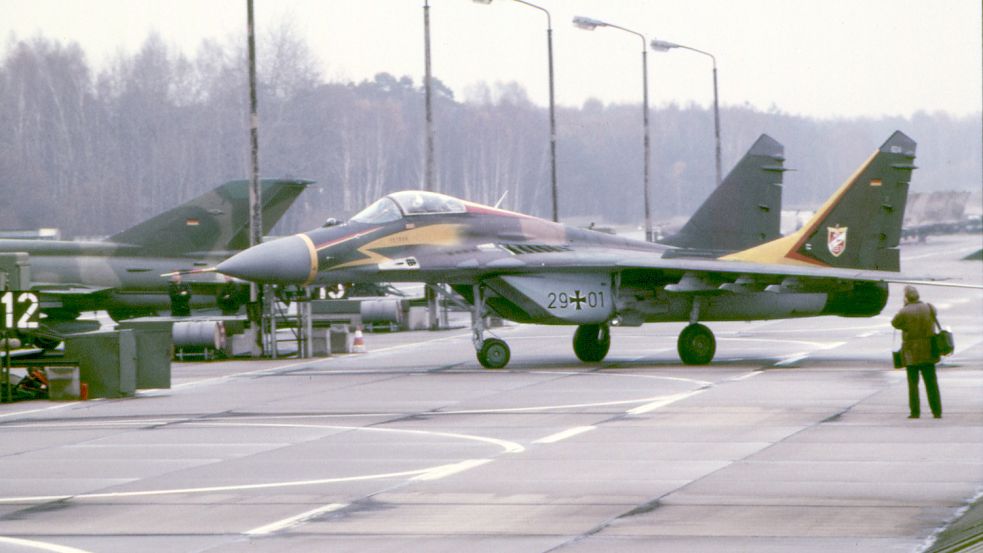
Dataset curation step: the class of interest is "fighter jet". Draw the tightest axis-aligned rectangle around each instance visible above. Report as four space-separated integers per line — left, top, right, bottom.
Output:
324 133 786 299
219 132 919 368
2 178 310 339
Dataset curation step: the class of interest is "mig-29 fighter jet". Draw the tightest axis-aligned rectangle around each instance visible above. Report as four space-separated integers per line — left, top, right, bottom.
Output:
218 132 920 369
2 178 310 344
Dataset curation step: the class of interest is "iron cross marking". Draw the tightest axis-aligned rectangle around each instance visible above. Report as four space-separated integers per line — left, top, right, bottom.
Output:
570 290 587 310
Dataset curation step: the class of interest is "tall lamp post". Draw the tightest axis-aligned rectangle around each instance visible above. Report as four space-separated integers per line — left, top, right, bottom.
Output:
423 0 436 192
473 0 559 222
573 16 654 241
651 38 721 187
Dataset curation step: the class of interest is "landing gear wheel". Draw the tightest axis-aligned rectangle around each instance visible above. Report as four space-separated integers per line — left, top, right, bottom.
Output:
478 338 510 369
573 324 611 362
678 323 716 365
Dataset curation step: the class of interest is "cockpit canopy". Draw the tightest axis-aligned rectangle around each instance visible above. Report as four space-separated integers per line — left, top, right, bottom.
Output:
351 191 467 224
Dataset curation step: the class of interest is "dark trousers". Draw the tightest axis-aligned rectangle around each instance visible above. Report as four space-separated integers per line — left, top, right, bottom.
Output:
906 364 942 418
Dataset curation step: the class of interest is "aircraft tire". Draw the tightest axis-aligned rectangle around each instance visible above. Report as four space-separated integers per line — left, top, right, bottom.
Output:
678 323 715 365
478 338 510 369
573 324 610 362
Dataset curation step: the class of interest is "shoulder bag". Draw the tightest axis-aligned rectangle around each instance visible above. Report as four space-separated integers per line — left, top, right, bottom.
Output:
930 305 954 357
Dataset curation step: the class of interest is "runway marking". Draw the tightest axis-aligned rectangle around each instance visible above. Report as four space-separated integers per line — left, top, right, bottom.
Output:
533 426 596 444
731 371 763 381
720 337 849 349
627 391 703 415
0 401 82 420
0 422 523 504
0 467 434 504
171 330 476 390
733 323 884 336
774 341 848 366
412 459 492 481
244 503 348 536
190 422 525 454
439 395 685 415
0 537 93 553
526 370 712 387
775 352 810 366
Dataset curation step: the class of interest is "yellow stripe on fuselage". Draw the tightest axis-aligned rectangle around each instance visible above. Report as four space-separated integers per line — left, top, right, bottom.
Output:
332 223 464 270
296 233 319 285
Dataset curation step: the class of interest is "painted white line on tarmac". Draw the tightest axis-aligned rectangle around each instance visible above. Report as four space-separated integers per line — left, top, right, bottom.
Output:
245 503 348 536
172 330 475 390
533 426 596 444
0 401 82 419
0 537 92 553
775 352 810 366
413 459 491 481
0 421 524 504
731 371 763 381
191 421 526 454
627 391 703 415
441 395 685 415
0 467 433 504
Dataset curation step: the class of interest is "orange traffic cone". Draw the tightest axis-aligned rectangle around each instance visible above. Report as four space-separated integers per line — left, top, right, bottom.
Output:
352 325 366 353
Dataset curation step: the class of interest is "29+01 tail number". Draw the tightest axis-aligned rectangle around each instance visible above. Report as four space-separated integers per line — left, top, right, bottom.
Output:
546 290 604 311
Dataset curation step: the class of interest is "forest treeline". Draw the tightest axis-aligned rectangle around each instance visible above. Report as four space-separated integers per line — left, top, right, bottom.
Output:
1 31 980 238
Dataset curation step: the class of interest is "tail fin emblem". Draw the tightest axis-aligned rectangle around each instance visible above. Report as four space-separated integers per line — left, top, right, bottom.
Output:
827 226 847 257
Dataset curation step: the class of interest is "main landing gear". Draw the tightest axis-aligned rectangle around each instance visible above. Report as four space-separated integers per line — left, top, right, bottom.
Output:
677 297 716 365
470 284 510 369
677 323 715 365
573 324 610 362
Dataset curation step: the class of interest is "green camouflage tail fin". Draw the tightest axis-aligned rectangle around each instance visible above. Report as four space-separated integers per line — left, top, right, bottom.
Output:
661 134 785 254
724 131 915 271
109 178 312 255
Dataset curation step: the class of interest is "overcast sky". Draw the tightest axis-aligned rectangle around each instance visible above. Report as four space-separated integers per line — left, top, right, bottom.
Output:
4 0 982 119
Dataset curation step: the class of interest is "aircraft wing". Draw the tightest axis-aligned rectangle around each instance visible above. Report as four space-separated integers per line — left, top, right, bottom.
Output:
30 283 116 296
437 247 980 289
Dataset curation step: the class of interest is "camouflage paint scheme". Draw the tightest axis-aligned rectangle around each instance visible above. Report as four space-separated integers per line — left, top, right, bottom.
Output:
220 132 917 367
1 179 310 322
660 133 785 256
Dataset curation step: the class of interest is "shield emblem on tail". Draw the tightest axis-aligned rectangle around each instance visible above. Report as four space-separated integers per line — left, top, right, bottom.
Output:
827 226 847 257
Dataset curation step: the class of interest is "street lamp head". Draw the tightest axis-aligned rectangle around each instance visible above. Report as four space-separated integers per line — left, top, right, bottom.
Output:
472 0 493 3
650 38 679 52
573 16 606 30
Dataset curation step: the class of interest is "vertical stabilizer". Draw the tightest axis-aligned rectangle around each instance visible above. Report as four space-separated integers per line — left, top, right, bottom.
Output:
724 131 915 271
661 134 785 253
108 178 312 255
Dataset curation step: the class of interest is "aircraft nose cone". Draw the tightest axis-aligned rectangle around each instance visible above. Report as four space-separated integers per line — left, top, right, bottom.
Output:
217 234 315 284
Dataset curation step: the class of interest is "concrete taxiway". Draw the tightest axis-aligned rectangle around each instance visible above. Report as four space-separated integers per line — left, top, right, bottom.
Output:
0 235 980 552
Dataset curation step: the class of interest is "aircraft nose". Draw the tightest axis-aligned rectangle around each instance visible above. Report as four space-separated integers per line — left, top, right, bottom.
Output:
217 234 316 285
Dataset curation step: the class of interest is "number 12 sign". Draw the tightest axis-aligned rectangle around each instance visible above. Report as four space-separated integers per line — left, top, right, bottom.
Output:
1 291 40 330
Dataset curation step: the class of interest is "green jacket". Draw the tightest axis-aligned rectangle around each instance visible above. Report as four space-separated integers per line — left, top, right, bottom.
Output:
892 301 939 366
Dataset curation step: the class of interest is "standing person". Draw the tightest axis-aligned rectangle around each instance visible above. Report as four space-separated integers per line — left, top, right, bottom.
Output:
168 274 192 317
217 276 240 316
891 285 942 419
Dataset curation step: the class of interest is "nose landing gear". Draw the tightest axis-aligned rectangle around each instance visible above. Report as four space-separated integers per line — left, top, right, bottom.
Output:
470 284 511 369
